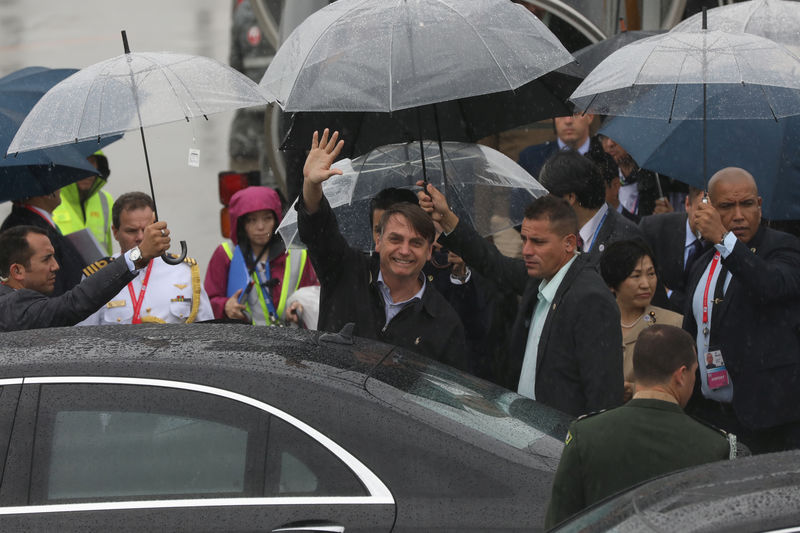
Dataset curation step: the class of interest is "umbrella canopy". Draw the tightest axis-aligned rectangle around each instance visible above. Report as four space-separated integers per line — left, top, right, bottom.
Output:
674 0 800 55
570 29 800 120
278 141 547 252
571 30 663 76
8 51 270 153
260 0 574 112
280 69 582 159
7 32 273 265
600 114 800 220
0 67 118 202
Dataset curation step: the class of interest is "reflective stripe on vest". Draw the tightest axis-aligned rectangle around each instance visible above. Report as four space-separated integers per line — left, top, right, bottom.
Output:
221 243 307 325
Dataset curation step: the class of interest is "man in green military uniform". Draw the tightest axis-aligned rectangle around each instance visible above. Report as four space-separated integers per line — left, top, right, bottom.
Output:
545 324 736 528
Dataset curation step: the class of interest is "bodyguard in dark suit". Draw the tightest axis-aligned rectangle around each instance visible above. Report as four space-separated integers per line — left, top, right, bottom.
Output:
0 222 171 331
538 150 643 262
684 167 800 453
0 193 86 296
517 112 616 180
545 325 735 528
420 186 623 417
639 187 706 312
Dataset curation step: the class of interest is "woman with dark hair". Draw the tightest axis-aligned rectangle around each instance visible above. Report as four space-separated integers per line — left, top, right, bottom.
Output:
600 239 682 400
204 186 318 325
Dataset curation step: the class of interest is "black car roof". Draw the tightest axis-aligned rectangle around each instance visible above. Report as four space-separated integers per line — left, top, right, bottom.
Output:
0 324 394 387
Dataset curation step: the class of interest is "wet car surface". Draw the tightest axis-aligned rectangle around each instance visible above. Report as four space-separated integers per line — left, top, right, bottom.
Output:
552 450 800 533
0 324 569 531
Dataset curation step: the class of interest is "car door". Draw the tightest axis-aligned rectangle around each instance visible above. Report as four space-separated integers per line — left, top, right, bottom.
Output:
0 377 394 532
0 379 23 490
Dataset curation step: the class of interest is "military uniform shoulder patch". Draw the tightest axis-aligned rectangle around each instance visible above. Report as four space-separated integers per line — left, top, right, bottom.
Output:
564 430 573 446
82 256 114 277
688 415 748 458
181 256 197 266
576 409 607 422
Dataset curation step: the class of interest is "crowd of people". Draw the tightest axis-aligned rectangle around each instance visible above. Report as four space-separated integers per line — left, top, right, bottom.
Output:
1 115 799 527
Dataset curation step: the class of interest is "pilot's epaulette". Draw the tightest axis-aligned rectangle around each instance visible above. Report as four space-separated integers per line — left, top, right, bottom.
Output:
163 254 197 266
82 256 114 277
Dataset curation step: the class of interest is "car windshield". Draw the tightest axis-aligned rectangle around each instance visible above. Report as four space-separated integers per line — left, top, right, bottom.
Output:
365 347 570 455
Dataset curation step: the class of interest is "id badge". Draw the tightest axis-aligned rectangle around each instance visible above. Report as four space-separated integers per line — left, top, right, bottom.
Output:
705 349 730 389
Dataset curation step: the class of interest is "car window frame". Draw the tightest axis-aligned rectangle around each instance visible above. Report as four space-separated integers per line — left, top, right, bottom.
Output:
0 376 393 516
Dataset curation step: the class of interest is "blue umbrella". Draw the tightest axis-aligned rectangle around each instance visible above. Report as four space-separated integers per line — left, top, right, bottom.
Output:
0 66 118 202
600 106 800 220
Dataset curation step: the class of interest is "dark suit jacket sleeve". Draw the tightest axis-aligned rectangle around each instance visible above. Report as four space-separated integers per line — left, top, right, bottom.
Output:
1 258 135 331
296 193 361 288
574 287 624 412
440 221 530 296
722 236 800 304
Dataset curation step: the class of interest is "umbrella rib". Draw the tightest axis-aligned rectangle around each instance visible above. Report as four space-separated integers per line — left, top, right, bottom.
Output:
73 60 114 143
756 82 780 122
146 54 205 119
284 0 371 109
435 0 515 90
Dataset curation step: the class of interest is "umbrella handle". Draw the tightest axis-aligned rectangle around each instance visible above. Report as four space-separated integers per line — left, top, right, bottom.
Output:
162 240 188 265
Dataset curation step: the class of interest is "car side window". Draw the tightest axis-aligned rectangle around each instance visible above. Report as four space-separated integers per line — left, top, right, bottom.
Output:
27 382 367 505
265 416 366 497
30 384 267 503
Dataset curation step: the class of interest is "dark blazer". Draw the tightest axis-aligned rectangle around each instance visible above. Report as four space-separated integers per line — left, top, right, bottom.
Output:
442 221 624 417
683 226 800 430
583 207 644 262
0 205 86 296
0 257 135 331
640 212 691 312
296 195 468 372
517 135 617 180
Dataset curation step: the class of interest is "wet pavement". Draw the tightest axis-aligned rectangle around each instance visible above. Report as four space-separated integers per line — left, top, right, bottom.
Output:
0 0 236 277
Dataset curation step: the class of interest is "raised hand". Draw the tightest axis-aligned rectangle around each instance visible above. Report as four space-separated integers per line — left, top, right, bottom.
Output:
302 129 345 213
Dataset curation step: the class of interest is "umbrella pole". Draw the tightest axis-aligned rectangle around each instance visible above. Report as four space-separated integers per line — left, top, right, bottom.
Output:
139 126 160 221
122 29 187 265
416 107 428 184
432 104 448 191
702 8 708 192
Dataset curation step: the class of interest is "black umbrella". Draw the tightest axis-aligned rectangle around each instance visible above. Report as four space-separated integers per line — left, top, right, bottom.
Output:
280 70 582 160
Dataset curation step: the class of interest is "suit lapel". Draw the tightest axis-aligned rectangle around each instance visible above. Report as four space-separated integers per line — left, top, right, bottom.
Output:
535 257 582 374
711 227 766 331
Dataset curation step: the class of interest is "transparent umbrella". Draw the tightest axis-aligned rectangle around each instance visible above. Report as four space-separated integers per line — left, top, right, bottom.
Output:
570 26 800 184
7 31 271 263
278 141 547 252
260 0 574 112
262 0 575 184
674 0 800 55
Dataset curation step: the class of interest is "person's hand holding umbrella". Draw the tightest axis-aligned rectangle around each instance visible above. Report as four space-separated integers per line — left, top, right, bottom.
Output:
302 129 345 214
133 221 173 270
692 199 728 246
417 181 459 234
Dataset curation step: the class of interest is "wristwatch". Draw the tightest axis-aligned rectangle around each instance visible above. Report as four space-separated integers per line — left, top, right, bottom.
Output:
129 246 142 262
718 231 731 245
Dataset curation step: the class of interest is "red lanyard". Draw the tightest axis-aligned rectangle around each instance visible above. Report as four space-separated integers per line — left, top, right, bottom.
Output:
127 260 154 324
702 252 721 326
23 205 56 229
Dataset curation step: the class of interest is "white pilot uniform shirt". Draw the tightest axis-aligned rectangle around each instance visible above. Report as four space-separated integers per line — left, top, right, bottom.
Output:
78 256 214 325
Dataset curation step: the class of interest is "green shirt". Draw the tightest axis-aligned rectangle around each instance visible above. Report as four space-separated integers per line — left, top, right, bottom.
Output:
545 398 732 528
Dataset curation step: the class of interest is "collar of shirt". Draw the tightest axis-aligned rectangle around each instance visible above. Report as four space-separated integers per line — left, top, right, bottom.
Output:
557 137 590 155
376 270 426 305
24 205 56 227
538 253 578 304
579 203 608 250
